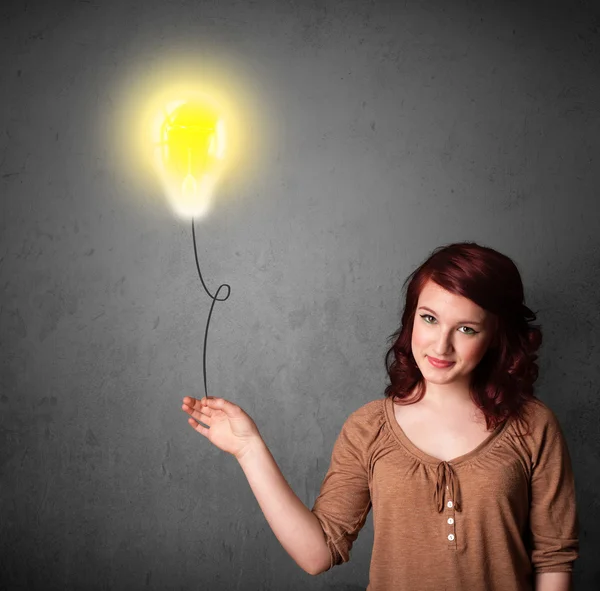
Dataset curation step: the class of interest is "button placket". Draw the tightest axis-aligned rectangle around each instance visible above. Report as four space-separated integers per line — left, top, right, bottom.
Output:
446 486 457 547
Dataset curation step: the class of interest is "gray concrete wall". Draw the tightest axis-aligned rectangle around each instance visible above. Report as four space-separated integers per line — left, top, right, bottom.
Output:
1 0 598 589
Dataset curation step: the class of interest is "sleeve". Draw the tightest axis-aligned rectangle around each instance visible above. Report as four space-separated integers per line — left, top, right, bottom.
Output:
529 407 579 573
310 408 374 570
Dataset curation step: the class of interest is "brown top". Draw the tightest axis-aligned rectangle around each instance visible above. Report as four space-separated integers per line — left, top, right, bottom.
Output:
311 397 579 591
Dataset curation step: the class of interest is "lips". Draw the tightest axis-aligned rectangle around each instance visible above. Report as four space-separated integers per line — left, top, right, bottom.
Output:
427 356 455 368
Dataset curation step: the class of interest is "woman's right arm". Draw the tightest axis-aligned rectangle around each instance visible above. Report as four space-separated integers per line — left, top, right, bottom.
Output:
237 437 332 576
182 396 331 576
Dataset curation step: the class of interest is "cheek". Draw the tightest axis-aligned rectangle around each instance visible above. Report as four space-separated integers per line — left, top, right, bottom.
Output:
411 323 428 351
464 341 489 364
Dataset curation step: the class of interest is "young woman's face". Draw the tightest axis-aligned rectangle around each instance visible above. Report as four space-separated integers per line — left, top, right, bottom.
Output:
411 280 496 387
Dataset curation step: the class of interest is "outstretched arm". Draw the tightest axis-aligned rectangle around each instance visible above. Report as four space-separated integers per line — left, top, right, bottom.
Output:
183 395 331 575
238 437 332 575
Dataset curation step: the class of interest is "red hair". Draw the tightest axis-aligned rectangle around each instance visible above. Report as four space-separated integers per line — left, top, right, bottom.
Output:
384 242 542 431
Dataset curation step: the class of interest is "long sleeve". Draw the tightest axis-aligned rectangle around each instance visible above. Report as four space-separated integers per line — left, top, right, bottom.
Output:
310 406 374 570
528 407 579 573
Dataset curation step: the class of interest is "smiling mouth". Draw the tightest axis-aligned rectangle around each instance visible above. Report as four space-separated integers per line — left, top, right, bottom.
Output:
427 356 455 367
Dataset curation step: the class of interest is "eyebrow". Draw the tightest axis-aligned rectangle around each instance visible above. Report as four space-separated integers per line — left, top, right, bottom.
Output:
418 306 483 326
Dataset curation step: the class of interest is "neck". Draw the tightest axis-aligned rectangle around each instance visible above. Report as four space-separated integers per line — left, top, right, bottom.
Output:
422 381 474 409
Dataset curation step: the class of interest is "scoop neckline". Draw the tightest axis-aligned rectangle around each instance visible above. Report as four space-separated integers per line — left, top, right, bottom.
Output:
383 396 512 466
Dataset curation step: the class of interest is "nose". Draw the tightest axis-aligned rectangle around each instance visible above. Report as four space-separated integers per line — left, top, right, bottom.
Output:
433 331 454 356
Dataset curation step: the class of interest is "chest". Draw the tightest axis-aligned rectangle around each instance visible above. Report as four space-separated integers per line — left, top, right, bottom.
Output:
393 403 492 462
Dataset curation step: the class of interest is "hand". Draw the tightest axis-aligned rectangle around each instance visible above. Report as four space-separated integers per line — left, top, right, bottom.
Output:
182 396 263 460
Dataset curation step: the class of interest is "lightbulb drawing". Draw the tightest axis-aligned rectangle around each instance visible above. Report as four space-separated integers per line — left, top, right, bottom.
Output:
152 96 227 220
151 92 231 399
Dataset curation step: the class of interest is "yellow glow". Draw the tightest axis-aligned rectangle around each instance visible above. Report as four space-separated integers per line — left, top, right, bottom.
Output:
109 54 275 220
152 94 227 219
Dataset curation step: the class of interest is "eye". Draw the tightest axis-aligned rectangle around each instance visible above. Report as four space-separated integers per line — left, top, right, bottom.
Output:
419 314 479 335
459 326 478 335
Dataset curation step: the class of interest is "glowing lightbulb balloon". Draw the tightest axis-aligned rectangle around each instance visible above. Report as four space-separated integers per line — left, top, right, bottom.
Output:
148 91 232 400
152 96 226 219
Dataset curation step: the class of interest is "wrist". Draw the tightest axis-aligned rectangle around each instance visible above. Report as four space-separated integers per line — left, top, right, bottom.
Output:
236 435 266 465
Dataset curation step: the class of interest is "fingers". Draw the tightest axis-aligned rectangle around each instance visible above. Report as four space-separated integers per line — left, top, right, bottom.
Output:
182 396 237 416
188 416 208 436
182 396 210 413
183 396 205 410
182 399 211 424
186 407 211 425
206 397 237 415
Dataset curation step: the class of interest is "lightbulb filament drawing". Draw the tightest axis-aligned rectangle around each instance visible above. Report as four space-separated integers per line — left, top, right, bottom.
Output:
152 94 232 399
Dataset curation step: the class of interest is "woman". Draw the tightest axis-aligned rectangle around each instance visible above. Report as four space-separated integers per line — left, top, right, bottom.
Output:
181 241 579 591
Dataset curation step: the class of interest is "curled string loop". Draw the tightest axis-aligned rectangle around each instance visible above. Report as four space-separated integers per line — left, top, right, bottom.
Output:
192 218 231 399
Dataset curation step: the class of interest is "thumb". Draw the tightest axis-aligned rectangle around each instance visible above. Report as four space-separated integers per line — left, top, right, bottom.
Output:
206 397 238 416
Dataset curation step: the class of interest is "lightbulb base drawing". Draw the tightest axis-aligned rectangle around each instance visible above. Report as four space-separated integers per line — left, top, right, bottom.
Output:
161 172 220 220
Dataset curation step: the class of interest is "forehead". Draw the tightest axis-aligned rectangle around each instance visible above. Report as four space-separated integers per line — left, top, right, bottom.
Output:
417 280 483 315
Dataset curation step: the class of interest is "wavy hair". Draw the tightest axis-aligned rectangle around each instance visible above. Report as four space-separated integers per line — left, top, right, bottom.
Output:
384 242 542 431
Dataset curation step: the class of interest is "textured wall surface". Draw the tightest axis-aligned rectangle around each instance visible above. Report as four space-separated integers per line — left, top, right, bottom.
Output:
1 0 599 589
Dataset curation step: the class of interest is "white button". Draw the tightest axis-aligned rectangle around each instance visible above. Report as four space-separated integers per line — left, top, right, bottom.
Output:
447 501 453 508
448 534 455 541
447 518 454 525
